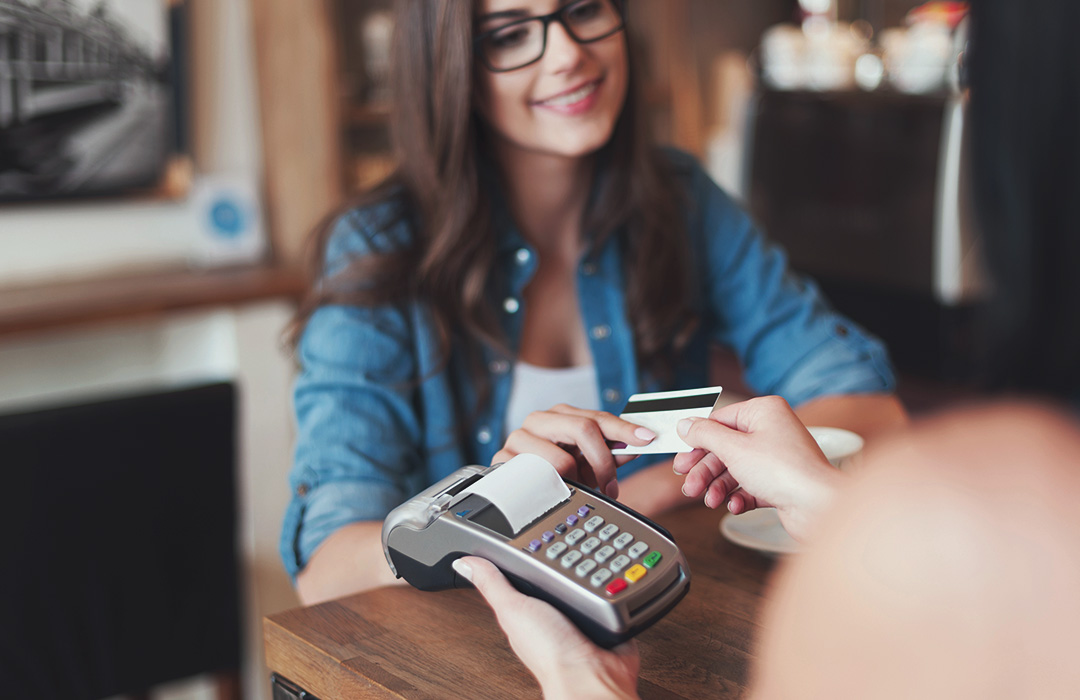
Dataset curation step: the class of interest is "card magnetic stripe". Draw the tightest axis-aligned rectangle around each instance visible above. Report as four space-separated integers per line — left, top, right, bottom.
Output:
620 392 722 415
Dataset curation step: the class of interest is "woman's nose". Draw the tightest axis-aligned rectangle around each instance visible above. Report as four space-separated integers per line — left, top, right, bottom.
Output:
542 21 586 73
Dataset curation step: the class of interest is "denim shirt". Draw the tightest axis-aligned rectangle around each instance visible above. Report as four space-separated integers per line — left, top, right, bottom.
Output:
280 150 895 578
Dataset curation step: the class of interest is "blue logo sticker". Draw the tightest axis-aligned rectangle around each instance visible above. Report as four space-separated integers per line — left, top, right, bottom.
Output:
209 197 246 239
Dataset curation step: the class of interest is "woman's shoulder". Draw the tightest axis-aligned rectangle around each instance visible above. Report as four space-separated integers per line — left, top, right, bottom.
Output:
653 146 748 232
323 186 416 271
655 146 702 177
655 147 738 204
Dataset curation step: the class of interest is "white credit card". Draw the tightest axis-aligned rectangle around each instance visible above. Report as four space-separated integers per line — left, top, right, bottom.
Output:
611 386 724 455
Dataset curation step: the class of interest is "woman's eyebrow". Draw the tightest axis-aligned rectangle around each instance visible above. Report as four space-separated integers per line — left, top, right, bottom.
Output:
477 9 530 23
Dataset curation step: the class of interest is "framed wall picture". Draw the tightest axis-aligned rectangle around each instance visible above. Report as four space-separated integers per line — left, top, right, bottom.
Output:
0 0 189 203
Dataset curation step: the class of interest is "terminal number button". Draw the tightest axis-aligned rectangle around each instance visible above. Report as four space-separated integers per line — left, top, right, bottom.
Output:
613 532 634 549
565 528 586 546
583 515 605 532
560 550 583 568
628 541 649 559
589 568 613 588
575 559 598 578
545 542 568 559
580 537 601 554
598 523 619 541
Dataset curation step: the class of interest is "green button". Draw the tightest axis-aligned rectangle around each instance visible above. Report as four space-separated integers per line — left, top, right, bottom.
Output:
643 551 662 568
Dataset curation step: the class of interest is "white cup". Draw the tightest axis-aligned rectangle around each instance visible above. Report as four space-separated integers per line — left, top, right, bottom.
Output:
806 426 865 470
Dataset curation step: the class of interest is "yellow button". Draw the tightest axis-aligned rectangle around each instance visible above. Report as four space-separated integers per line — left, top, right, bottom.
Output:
625 565 647 583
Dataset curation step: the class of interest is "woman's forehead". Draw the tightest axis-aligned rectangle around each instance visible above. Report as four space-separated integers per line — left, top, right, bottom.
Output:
476 0 565 20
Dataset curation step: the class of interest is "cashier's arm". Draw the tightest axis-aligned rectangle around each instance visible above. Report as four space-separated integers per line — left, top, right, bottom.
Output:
791 392 909 441
617 392 908 517
296 522 403 605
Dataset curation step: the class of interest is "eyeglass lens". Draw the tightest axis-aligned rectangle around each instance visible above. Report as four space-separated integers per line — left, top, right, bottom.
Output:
478 0 623 72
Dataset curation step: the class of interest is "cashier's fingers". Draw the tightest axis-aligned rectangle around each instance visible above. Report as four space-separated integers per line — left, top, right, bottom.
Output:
726 489 765 515
672 447 706 475
679 452 742 508
453 556 640 692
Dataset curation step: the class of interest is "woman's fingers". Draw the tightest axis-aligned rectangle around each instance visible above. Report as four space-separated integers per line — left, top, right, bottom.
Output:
521 407 649 496
547 404 657 447
496 428 582 480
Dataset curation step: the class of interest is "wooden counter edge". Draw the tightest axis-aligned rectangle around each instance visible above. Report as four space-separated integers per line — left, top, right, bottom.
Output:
263 614 405 700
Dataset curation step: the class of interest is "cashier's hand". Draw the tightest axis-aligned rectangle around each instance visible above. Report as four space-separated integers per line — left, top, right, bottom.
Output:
453 556 641 700
672 396 843 542
493 405 655 499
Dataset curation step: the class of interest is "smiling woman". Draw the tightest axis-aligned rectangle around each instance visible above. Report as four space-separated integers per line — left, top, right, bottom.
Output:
281 0 902 605
474 0 629 158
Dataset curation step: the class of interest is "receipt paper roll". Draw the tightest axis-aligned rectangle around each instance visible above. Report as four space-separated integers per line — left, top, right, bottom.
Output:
460 453 571 534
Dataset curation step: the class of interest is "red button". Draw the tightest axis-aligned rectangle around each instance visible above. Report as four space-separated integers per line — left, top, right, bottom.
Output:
605 578 628 596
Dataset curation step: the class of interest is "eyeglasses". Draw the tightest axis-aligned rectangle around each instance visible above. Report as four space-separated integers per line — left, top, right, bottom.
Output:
474 0 626 73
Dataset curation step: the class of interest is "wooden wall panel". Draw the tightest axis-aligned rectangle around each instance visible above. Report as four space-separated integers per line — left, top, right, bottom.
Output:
249 0 344 269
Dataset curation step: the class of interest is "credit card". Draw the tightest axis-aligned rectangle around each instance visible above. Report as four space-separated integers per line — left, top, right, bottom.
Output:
611 386 724 455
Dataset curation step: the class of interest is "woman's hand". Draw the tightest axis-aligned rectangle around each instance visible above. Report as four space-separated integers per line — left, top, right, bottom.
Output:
493 404 655 498
672 395 843 542
453 556 641 700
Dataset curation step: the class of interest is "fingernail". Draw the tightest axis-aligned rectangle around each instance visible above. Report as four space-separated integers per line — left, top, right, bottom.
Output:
452 559 473 581
677 418 695 437
681 484 689 497
634 426 656 442
605 480 620 499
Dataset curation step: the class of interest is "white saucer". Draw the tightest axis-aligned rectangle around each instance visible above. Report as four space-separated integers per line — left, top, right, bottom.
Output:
805 426 864 468
720 508 800 555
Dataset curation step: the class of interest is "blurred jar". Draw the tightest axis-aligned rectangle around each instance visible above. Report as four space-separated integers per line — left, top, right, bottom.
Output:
881 21 954 94
360 11 394 104
761 24 807 90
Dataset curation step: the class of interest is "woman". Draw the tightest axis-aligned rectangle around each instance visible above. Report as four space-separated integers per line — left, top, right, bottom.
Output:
282 0 904 604
461 0 1080 696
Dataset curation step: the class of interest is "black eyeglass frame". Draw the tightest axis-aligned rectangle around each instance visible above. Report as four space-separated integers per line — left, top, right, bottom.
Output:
473 0 626 73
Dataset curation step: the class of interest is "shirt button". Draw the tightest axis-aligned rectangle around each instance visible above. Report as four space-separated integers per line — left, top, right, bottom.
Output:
590 324 611 340
835 324 849 337
582 262 597 276
603 388 621 403
489 359 510 374
295 483 309 497
503 297 520 314
515 248 531 265
477 426 493 444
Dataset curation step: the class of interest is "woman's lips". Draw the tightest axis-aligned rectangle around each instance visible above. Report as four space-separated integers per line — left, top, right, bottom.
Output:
533 79 603 115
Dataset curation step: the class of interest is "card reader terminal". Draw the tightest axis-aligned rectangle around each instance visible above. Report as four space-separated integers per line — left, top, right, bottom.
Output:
382 454 691 648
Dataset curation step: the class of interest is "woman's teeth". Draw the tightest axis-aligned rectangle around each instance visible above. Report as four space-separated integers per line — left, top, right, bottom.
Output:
540 82 597 106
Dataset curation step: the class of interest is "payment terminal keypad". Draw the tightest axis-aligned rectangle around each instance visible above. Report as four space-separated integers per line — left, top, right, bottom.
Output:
519 498 668 598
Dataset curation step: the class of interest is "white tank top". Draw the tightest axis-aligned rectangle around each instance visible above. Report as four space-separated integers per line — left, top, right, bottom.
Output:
503 361 602 437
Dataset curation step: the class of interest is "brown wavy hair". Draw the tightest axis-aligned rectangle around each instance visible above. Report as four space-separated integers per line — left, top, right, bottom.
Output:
290 0 696 400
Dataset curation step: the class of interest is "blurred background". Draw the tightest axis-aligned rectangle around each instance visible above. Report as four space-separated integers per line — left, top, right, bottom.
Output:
0 0 980 698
